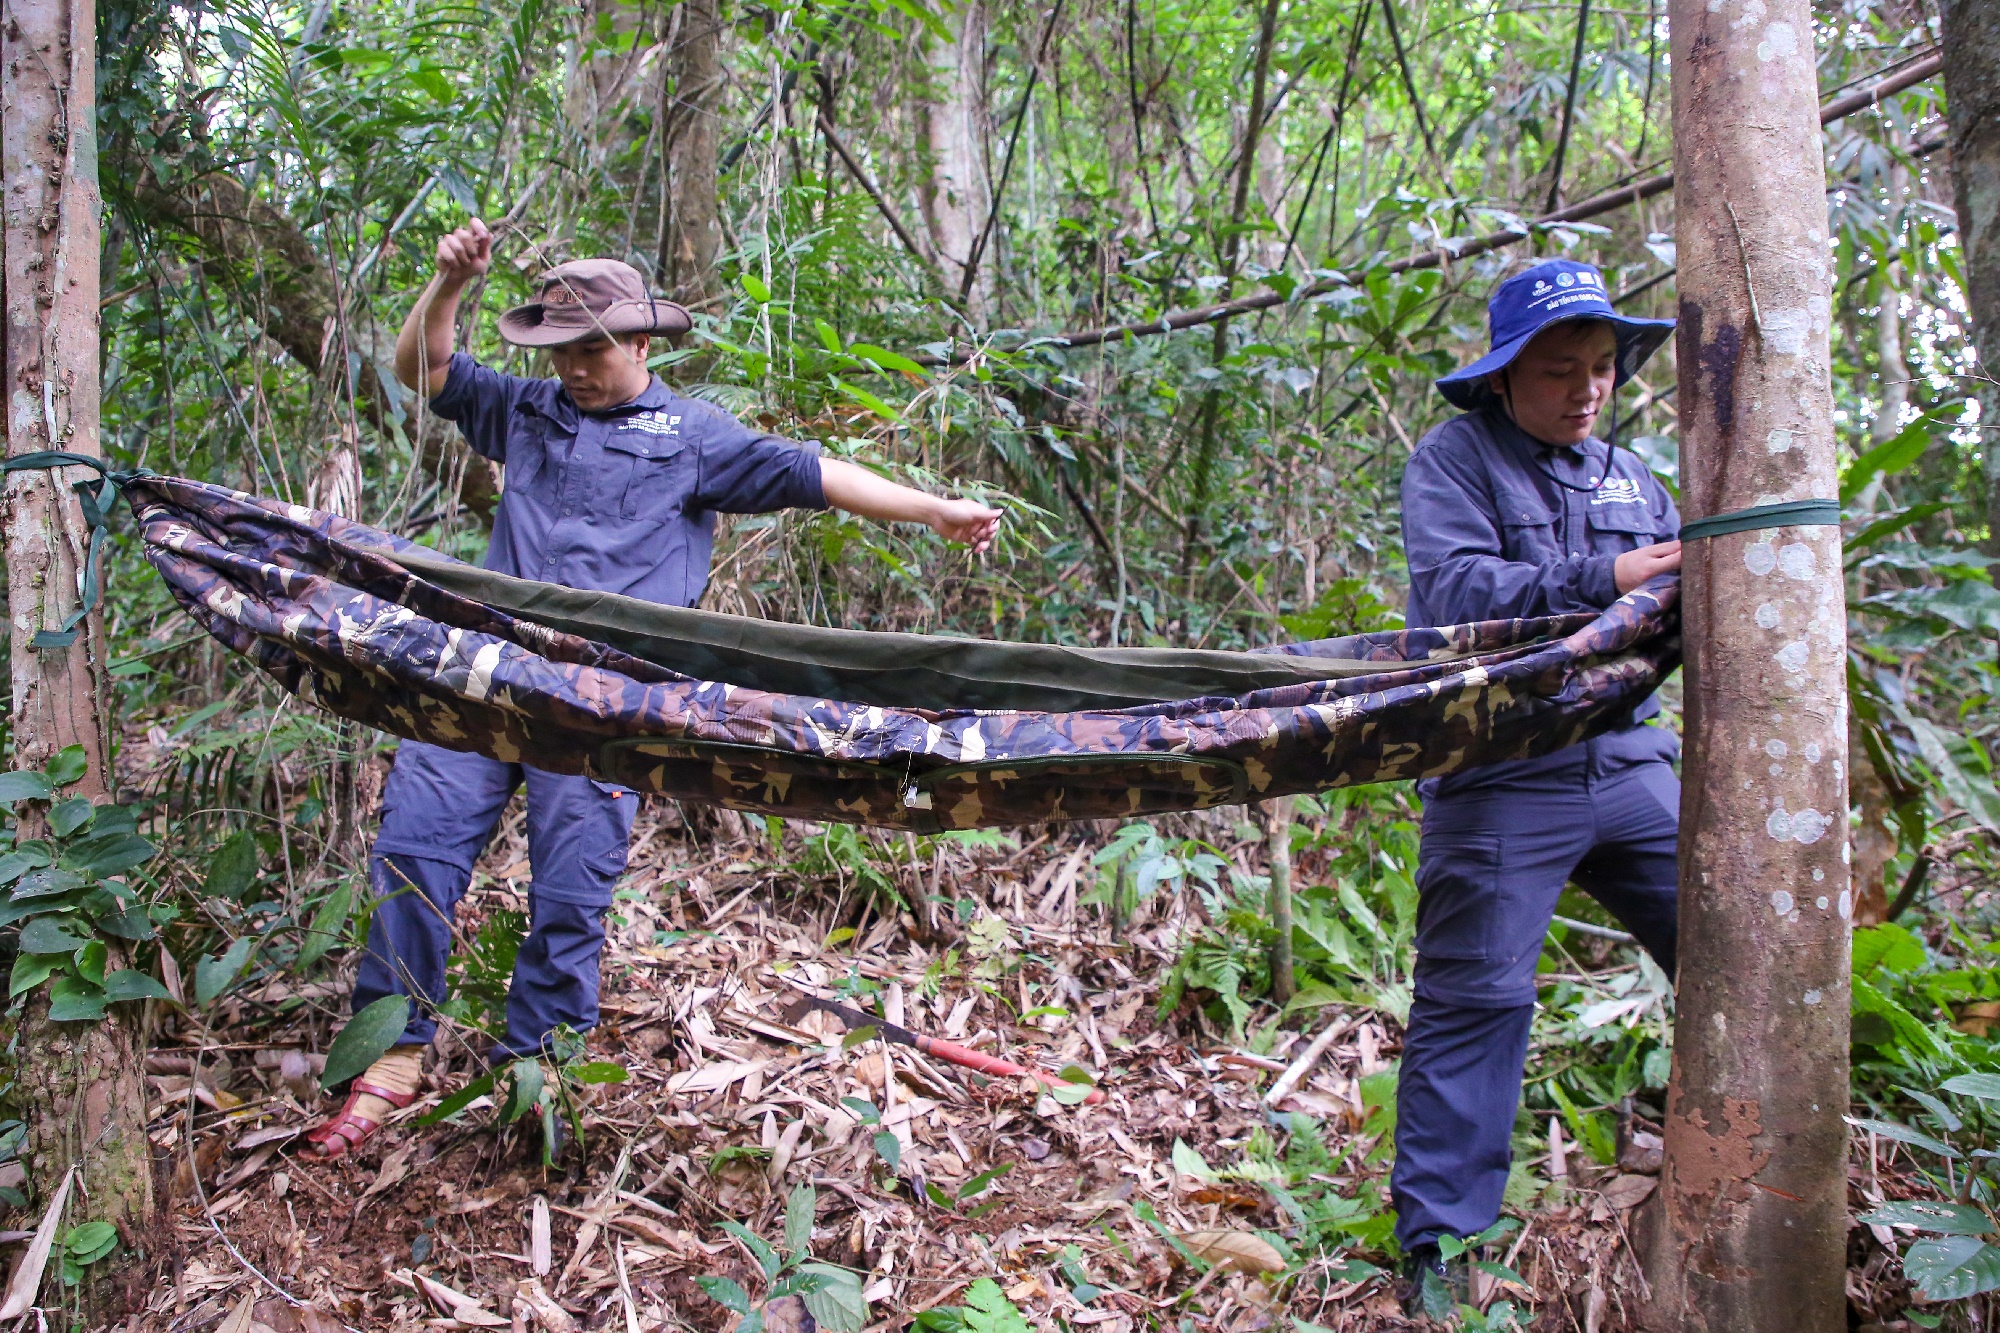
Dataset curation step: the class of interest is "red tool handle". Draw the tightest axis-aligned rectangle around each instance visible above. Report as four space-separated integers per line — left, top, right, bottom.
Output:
909 1032 1107 1105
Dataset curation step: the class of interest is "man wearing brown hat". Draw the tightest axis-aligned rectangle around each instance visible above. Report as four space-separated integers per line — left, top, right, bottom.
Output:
307 219 1001 1158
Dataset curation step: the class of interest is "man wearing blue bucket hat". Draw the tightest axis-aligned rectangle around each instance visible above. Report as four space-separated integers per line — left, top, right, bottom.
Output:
1393 258 1681 1310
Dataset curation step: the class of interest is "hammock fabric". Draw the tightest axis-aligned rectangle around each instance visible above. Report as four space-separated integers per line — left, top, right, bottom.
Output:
126 476 1682 831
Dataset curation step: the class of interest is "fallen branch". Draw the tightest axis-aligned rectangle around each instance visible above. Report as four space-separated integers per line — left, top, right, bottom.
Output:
914 50 1941 365
1263 1013 1359 1106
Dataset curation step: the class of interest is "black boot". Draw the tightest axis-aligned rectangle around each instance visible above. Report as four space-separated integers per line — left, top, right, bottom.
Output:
1399 1242 1468 1321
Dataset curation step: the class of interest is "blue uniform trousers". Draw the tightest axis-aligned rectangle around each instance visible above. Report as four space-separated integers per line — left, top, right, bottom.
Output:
353 741 637 1061
1392 740 1679 1249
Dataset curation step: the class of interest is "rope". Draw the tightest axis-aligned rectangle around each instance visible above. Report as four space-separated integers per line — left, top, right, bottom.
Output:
0 452 137 651
1678 498 1840 544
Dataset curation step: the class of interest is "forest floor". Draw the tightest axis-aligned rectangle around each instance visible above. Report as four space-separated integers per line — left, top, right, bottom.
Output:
95 788 1910 1332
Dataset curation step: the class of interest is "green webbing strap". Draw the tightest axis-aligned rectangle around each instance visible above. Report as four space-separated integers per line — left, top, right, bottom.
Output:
2 452 129 651
1678 498 1841 544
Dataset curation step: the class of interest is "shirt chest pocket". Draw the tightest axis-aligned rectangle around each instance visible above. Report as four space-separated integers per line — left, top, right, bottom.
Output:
1586 498 1656 550
1496 492 1560 564
603 431 695 522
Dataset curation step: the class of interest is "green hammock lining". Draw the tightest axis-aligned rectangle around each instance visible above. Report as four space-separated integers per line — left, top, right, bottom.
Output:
394 550 1472 713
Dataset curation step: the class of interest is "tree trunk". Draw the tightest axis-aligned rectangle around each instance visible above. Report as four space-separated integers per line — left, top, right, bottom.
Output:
1264 796 1296 1003
917 0 992 319
1643 0 1851 1327
661 0 723 306
1941 0 2000 561
1 0 157 1312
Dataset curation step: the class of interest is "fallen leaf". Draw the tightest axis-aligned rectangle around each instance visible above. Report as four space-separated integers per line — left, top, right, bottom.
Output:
1176 1229 1286 1276
514 1277 580 1332
667 1059 767 1095
1600 1173 1659 1210
359 1142 414 1205
530 1195 552 1276
216 1293 258 1333
410 1270 511 1327
0 1165 74 1319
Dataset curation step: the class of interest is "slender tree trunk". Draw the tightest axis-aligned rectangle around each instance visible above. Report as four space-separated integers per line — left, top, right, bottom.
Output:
918 0 992 319
661 0 723 305
1264 796 1296 1003
1178 0 1283 591
1643 0 1850 1326
1940 2 2000 563
2 0 156 1312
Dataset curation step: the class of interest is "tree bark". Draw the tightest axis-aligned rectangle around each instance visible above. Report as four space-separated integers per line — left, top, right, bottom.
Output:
2 0 157 1309
1264 796 1296 1003
917 0 992 319
661 0 723 305
1643 0 1851 1327
1941 2 2000 562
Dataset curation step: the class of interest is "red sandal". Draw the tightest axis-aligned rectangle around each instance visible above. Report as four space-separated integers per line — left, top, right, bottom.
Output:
302 1079 415 1159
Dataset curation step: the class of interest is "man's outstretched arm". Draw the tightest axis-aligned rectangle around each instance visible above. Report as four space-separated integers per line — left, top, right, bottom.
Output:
818 457 1003 553
394 220 493 396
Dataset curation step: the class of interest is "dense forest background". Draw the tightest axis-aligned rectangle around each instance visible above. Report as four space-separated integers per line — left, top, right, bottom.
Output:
12 0 2000 1324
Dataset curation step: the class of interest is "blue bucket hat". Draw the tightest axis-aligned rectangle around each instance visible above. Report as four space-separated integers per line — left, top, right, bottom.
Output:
1435 259 1675 411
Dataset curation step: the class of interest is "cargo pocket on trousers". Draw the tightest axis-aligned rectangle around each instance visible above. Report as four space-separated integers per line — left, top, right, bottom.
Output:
1414 833 1503 960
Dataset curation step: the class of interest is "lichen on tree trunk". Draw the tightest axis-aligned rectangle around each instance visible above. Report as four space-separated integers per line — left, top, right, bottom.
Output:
1644 0 1852 1327
2 0 158 1316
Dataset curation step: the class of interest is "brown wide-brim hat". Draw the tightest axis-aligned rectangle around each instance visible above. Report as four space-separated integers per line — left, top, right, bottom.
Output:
496 258 692 347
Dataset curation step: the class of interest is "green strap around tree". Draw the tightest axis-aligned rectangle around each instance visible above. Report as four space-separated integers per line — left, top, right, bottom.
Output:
1677 498 1841 544
1 452 133 651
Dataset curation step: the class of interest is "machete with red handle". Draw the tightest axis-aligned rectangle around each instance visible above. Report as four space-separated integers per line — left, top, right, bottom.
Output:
782 994 1106 1105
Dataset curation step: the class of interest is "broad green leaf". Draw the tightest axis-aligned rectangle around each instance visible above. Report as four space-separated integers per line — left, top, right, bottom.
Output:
195 937 254 1005
418 1072 497 1125
1846 1116 1961 1158
102 970 172 1003
48 798 94 838
1905 1236 2000 1301
47 975 106 1022
1853 923 1926 977
872 1129 902 1171
1943 1074 2000 1102
566 1060 628 1084
65 1220 117 1263
1841 409 1942 502
321 994 411 1088
815 319 843 353
60 832 155 878
796 1262 868 1331
44 746 88 789
1172 1138 1217 1181
740 273 771 303
957 1162 1012 1198
500 1059 545 1122
719 1221 781 1279
204 831 260 900
12 868 83 901
18 915 87 954
694 1275 750 1314
0 772 54 806
0 848 51 886
847 343 927 377
74 939 107 987
1860 1200 1994 1235
785 1182 817 1261
840 1096 880 1125
296 883 351 970
93 907 155 941
840 1024 879 1050
9 953 61 997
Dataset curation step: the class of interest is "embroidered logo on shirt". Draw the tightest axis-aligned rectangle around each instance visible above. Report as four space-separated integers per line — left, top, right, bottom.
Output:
620 410 682 437
1591 478 1647 505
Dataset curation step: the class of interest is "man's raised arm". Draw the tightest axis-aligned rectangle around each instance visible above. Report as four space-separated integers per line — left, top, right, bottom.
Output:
819 457 1003 553
394 219 494 396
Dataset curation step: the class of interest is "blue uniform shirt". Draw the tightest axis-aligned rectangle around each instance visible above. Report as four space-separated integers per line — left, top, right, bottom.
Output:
1401 406 1680 786
430 352 826 606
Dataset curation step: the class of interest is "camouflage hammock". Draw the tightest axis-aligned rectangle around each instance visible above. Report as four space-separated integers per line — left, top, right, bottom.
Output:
124 476 1682 831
